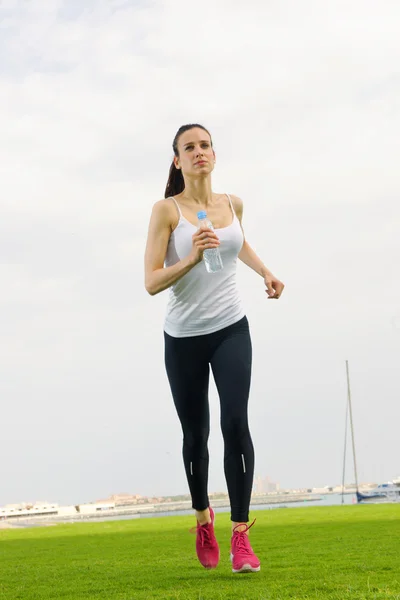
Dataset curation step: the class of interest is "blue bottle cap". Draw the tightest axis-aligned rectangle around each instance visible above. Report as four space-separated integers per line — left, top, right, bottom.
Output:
197 210 207 219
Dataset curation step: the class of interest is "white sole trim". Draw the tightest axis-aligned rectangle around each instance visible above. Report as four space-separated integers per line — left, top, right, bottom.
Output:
230 553 260 573
232 565 261 573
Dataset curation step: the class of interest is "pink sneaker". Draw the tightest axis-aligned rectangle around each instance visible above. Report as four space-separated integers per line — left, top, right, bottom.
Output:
192 507 220 569
230 519 260 573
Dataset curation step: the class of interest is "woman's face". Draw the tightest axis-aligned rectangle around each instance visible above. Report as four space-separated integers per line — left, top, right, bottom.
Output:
174 128 215 177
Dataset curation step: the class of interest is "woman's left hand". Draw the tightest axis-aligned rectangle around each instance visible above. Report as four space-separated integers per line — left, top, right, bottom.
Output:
264 274 285 299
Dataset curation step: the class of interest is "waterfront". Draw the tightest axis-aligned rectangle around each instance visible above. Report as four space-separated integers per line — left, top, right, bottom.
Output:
1 493 359 529
48 493 358 526
107 492 357 522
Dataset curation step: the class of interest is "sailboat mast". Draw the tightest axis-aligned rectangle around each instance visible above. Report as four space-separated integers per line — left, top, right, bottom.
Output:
341 387 349 504
346 360 359 493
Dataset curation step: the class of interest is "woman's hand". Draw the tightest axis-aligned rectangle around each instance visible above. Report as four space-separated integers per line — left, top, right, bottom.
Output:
189 227 220 265
264 274 285 299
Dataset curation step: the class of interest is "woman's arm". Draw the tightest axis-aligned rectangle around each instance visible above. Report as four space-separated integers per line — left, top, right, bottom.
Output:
144 201 197 295
231 195 285 299
239 240 274 278
144 200 219 296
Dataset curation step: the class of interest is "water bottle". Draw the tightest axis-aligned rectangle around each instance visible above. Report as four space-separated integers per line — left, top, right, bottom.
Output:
197 211 223 273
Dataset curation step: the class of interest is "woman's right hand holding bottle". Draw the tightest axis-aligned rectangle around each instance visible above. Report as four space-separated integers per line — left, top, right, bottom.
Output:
189 227 220 265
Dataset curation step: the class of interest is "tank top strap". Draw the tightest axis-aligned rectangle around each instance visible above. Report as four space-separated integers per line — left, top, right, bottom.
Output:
226 193 236 218
168 196 183 218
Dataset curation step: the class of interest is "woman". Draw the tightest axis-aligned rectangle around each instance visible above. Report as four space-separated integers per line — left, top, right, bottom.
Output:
144 124 284 573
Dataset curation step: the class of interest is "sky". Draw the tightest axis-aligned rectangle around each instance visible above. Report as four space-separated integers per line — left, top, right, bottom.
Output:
1 0 399 507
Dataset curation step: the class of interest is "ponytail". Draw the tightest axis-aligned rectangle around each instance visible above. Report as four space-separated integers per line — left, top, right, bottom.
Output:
164 161 185 198
164 123 212 199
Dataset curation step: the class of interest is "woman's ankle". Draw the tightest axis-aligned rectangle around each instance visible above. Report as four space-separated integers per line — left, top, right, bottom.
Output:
232 521 249 535
195 508 211 525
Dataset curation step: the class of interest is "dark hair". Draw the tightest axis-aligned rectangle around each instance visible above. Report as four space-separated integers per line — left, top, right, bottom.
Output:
164 123 213 198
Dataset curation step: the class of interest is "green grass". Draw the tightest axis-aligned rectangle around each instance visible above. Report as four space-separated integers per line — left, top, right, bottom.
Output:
0 505 399 599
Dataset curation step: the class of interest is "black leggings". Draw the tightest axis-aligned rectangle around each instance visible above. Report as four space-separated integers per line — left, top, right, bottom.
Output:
164 316 254 522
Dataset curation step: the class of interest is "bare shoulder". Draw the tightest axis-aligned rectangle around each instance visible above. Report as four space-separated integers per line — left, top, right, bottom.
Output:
150 198 177 226
228 194 244 219
152 198 175 216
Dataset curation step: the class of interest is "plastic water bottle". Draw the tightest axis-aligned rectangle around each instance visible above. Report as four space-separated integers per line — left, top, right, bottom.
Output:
197 211 223 273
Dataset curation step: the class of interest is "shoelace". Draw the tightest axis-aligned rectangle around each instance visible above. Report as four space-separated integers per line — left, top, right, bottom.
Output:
190 521 213 548
232 518 256 554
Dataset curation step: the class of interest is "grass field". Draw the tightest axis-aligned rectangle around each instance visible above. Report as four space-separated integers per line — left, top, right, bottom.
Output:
0 505 399 600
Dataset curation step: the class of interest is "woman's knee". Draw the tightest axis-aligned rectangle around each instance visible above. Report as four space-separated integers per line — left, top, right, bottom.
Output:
221 416 250 443
183 426 210 450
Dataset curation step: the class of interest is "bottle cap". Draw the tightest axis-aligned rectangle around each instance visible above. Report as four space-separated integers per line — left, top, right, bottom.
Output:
197 210 207 219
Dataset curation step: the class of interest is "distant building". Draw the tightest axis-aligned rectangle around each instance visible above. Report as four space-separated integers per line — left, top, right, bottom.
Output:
97 493 143 506
0 501 116 520
1 502 64 519
253 476 279 494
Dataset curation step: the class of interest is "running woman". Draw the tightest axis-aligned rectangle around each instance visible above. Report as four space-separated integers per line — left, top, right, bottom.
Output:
144 124 284 573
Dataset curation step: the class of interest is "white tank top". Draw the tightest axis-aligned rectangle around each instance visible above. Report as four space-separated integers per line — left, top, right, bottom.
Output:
164 194 245 337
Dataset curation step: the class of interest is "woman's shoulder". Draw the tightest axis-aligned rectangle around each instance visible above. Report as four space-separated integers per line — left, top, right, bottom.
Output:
151 198 179 228
227 194 244 218
152 197 177 214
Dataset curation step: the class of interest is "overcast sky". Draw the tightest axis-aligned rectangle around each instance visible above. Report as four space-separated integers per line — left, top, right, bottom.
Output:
1 0 399 507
